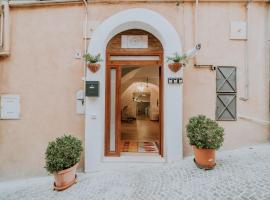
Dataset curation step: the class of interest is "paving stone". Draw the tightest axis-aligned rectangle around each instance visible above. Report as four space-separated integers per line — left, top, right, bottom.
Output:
1 144 270 200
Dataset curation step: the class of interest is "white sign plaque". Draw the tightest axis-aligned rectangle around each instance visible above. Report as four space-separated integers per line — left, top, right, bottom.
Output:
0 95 20 119
121 35 148 48
230 21 247 40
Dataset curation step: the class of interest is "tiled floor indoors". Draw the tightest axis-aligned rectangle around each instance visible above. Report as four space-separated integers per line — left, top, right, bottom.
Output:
121 116 160 153
1 143 270 200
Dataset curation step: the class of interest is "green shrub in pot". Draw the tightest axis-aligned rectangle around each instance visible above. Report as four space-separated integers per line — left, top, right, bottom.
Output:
186 115 224 149
186 115 224 169
45 134 83 174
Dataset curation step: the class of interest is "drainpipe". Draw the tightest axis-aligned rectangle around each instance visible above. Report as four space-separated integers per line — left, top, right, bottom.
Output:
183 0 201 65
238 115 270 126
193 0 199 64
192 0 208 69
267 1 270 120
8 0 83 7
240 1 251 101
82 0 88 106
239 1 270 126
0 0 10 56
195 0 199 45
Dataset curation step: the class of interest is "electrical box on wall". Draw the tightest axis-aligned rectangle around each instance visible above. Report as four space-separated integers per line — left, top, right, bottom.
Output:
0 95 20 119
86 81 99 97
230 21 247 40
76 90 85 114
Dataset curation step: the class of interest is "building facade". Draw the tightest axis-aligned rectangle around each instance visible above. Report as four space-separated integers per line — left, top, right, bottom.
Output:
0 0 269 180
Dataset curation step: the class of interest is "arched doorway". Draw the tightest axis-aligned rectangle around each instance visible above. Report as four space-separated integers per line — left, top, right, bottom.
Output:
105 29 164 157
85 8 183 172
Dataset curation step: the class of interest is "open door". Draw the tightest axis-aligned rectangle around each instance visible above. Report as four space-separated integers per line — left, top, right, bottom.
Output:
105 29 164 157
159 66 163 156
105 53 163 157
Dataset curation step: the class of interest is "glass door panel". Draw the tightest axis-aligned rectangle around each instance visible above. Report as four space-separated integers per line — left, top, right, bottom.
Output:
109 69 116 152
105 66 121 156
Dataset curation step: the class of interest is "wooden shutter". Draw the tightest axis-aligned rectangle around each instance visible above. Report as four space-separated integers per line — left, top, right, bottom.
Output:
216 66 236 93
216 66 237 121
216 94 236 121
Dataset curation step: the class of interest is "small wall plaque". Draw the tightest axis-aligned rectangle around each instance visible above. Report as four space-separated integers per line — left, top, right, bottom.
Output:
230 21 247 40
168 77 183 84
121 35 148 49
0 95 20 119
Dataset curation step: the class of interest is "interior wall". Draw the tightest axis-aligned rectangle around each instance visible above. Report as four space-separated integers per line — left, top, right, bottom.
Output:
121 82 159 118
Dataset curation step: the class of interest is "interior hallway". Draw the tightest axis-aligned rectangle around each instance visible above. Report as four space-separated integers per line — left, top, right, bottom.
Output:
121 116 160 153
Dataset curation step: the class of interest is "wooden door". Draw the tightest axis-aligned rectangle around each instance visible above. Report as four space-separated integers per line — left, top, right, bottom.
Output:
105 52 164 157
159 66 163 156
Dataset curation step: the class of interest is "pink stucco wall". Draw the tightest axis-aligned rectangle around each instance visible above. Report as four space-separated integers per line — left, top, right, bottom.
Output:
0 2 269 180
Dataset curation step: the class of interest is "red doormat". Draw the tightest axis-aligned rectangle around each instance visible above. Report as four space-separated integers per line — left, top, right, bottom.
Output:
138 142 159 153
121 141 159 153
121 140 137 152
122 141 130 152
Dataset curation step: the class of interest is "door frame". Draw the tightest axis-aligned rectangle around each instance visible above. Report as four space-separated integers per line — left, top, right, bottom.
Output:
105 51 164 156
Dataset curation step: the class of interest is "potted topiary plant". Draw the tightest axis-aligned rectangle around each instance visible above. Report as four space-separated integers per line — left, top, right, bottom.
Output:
45 134 83 191
186 115 224 170
83 53 103 73
167 53 188 72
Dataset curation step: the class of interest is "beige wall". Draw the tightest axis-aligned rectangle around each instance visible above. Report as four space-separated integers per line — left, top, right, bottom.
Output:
0 4 85 180
0 2 269 180
182 2 270 154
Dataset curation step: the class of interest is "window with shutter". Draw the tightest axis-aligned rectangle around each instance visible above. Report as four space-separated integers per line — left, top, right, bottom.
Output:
216 66 237 121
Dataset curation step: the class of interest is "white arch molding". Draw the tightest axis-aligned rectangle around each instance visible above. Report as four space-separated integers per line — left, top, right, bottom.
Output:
85 8 183 172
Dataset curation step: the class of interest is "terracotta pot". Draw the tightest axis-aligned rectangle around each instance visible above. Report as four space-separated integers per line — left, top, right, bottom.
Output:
87 63 100 73
168 62 183 72
53 163 78 191
193 146 216 169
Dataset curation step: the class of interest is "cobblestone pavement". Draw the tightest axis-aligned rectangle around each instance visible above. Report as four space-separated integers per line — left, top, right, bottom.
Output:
1 144 270 200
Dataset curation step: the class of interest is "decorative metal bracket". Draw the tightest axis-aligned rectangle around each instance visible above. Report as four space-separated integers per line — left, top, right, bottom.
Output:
194 64 217 71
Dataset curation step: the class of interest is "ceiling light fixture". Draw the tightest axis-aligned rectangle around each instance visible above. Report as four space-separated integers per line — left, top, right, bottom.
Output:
137 84 144 92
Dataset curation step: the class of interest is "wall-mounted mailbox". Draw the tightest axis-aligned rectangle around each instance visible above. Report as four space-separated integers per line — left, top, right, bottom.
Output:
86 81 99 97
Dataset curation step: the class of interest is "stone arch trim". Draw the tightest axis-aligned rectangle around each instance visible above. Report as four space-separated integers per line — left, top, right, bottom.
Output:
88 8 182 55
85 8 183 172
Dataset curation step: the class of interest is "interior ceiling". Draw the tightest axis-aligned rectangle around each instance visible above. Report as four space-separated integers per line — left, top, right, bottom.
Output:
122 65 159 79
121 66 159 93
121 66 139 77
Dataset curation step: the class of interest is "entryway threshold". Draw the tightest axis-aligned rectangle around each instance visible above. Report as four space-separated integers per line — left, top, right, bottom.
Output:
102 154 166 163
